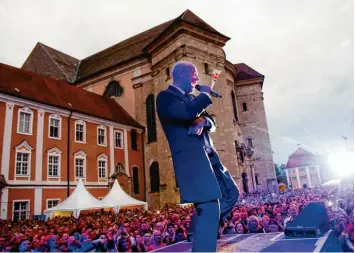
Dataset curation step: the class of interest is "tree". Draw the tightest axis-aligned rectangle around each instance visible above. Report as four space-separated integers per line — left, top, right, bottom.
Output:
275 163 287 184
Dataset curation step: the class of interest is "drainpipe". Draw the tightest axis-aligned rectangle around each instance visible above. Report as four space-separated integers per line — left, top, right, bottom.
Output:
142 132 147 202
67 111 73 197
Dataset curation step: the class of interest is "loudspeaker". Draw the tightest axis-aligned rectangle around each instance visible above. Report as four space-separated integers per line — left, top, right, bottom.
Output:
284 201 330 237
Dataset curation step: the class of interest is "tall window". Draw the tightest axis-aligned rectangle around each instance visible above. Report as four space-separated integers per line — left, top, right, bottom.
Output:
231 91 239 122
255 174 260 185
14 141 32 177
247 137 253 147
47 147 62 178
98 160 106 178
146 94 157 143
242 102 248 111
131 130 138 150
150 162 160 193
18 108 33 134
13 201 29 220
204 63 209 74
103 81 124 98
75 158 84 178
114 131 123 148
47 200 60 209
97 125 107 146
133 167 139 194
49 114 61 139
48 155 59 177
75 120 86 143
16 153 29 176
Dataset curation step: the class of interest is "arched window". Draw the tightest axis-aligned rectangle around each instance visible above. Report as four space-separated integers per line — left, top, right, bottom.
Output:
146 94 157 143
133 167 139 194
103 81 124 98
231 91 238 122
150 162 160 193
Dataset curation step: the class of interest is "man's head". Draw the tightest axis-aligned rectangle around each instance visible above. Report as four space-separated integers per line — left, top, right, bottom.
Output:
48 235 58 247
172 61 199 93
143 233 152 245
248 216 259 232
19 239 30 252
167 223 175 235
289 204 299 217
152 230 162 244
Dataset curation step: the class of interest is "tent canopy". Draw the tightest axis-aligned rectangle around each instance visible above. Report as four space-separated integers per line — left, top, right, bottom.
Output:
44 179 105 214
100 179 148 209
322 178 342 186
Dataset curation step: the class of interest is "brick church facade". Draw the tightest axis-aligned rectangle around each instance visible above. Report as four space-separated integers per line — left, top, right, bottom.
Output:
1 9 276 212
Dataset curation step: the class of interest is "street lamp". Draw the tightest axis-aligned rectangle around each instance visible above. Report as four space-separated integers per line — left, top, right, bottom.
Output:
342 135 348 150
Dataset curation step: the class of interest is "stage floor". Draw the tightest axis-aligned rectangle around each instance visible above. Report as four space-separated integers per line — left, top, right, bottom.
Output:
152 230 343 252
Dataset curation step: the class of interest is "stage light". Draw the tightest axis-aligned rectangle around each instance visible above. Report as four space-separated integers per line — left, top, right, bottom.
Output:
156 211 160 214
327 152 355 177
327 201 333 207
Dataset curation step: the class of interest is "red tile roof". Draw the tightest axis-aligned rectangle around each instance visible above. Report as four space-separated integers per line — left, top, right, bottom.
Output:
22 9 229 83
286 148 318 168
234 63 264 81
76 19 174 81
38 43 80 83
22 42 80 83
0 63 144 129
179 9 221 34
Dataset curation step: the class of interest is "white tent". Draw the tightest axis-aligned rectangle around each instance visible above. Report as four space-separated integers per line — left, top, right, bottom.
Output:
100 179 148 213
322 178 342 186
44 179 105 218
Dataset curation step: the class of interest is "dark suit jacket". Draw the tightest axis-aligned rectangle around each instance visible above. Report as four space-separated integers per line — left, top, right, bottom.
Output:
156 85 222 203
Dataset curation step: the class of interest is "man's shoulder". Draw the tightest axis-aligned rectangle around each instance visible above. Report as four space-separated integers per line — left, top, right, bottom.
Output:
157 89 181 99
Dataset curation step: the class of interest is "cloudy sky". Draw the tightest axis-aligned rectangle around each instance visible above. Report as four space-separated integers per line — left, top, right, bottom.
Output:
0 0 353 164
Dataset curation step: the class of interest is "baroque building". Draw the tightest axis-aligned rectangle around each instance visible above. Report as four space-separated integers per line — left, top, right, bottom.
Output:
0 63 145 219
285 148 323 189
21 9 276 207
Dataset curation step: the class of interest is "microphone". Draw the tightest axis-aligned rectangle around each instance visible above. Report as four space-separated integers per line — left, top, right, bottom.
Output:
195 85 223 98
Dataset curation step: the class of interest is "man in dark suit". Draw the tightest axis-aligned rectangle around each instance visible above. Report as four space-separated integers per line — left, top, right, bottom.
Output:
156 61 239 252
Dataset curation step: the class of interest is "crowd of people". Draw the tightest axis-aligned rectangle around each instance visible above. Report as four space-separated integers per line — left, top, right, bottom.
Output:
0 185 353 252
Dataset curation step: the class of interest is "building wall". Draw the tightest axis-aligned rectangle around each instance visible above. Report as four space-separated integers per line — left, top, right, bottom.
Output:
0 96 145 220
138 33 251 206
235 80 276 190
79 62 151 120
286 166 321 189
75 32 268 207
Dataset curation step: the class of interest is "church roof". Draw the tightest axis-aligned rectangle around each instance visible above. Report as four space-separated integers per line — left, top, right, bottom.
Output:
234 63 264 81
76 19 174 81
0 63 144 129
77 9 228 81
22 9 228 83
286 148 318 168
22 42 80 83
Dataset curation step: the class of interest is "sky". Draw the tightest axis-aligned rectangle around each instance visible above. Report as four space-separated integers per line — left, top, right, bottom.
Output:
0 0 353 164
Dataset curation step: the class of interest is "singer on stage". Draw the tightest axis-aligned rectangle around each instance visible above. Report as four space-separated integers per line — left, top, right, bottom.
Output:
156 61 239 252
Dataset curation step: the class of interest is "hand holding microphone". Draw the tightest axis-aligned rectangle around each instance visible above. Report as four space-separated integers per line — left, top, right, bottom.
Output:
195 69 223 98
195 84 223 98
